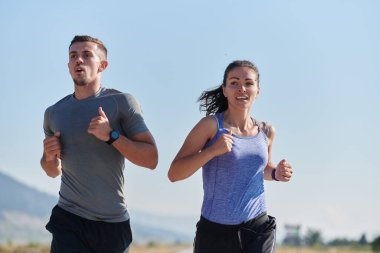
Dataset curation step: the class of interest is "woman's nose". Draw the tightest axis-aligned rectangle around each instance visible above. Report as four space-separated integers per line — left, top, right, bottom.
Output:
238 84 246 92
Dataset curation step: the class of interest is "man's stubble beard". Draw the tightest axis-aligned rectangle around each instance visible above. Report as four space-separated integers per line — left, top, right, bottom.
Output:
73 78 88 87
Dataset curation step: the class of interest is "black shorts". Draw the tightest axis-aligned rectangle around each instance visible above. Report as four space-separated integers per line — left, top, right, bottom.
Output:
193 213 277 253
46 205 132 253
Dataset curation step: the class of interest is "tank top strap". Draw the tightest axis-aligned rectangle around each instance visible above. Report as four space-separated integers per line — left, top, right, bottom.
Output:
256 120 270 137
215 112 224 129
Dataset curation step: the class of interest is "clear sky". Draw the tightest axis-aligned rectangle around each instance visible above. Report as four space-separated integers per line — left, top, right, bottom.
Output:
0 0 379 241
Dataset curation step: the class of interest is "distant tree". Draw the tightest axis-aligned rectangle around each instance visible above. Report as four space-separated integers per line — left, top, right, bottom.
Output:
327 234 370 248
328 238 352 246
304 229 324 247
359 233 368 246
372 235 380 252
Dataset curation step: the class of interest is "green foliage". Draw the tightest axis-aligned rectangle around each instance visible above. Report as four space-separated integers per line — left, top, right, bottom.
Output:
328 238 354 246
327 234 370 247
372 235 380 252
304 229 324 247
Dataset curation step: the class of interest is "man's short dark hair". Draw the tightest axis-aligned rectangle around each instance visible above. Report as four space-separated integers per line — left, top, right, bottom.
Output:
69 35 107 59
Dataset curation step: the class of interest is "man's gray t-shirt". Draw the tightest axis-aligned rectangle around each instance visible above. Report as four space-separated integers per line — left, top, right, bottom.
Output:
43 87 148 222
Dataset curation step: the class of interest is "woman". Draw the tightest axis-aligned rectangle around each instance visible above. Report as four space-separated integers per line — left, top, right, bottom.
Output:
168 60 293 253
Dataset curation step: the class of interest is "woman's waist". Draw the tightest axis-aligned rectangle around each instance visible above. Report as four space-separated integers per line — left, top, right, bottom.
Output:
201 192 267 225
196 212 269 234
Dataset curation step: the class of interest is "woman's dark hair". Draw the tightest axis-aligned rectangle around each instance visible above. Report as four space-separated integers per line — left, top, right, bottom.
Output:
198 60 260 115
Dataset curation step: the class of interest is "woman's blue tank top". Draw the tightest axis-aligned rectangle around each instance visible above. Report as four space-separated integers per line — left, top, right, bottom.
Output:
201 112 269 225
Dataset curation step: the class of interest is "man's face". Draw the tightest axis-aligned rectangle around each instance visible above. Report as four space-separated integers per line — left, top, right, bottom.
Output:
68 41 106 87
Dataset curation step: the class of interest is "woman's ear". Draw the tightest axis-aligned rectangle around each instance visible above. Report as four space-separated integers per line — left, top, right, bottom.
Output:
256 85 260 98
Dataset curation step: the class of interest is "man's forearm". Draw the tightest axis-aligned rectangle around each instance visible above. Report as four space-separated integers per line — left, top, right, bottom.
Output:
112 135 158 169
40 154 62 178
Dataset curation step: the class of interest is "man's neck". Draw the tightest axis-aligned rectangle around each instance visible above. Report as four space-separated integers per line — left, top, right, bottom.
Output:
74 82 101 100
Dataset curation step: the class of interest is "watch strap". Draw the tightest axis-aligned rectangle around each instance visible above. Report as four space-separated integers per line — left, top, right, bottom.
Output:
106 130 120 145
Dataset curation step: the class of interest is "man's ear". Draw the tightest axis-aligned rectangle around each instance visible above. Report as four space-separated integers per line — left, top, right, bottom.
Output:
98 60 108 72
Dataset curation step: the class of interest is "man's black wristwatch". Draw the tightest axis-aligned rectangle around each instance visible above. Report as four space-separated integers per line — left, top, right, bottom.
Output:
106 130 120 145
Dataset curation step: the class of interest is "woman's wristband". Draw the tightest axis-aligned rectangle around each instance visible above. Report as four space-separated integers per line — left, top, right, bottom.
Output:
271 168 279 181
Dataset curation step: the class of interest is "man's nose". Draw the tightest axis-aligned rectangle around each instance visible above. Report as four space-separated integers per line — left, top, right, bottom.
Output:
76 56 84 64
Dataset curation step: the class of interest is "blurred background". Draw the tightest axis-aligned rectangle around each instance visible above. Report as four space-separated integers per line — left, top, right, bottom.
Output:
0 0 379 251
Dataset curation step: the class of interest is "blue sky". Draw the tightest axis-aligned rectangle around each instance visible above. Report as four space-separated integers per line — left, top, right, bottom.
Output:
0 0 379 241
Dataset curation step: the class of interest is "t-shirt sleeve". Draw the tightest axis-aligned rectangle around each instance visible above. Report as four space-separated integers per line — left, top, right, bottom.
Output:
43 107 54 137
118 93 149 138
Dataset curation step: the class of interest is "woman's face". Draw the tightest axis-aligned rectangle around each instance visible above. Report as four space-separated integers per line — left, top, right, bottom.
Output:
222 67 260 110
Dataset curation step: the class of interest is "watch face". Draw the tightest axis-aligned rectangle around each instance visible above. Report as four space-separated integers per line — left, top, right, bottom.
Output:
111 131 120 139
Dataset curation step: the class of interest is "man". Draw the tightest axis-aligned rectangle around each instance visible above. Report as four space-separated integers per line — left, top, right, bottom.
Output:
41 35 158 253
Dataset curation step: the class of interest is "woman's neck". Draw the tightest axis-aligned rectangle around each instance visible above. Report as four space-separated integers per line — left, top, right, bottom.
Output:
223 109 255 132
